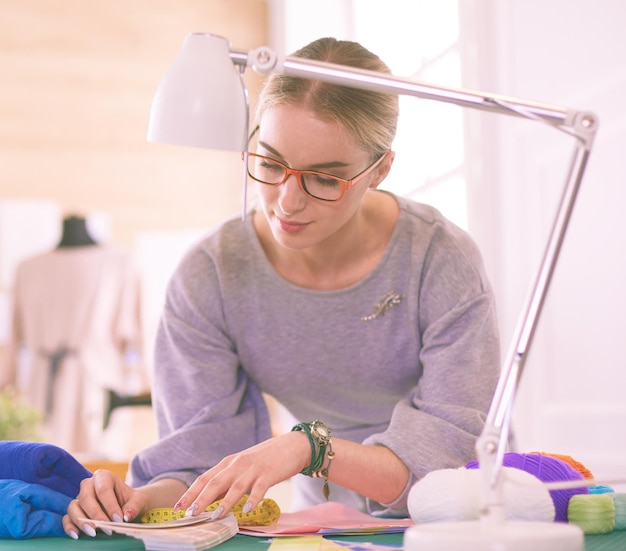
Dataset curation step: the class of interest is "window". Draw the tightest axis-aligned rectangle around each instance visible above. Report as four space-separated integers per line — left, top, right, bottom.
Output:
275 0 467 228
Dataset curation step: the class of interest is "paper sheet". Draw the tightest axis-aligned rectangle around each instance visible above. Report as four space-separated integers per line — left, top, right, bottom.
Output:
239 502 413 537
267 535 401 550
267 536 339 550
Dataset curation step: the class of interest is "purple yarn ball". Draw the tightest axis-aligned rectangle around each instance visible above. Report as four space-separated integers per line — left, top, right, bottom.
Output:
466 452 589 522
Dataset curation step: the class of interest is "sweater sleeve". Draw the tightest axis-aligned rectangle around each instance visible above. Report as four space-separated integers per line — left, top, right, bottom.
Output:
364 222 501 516
128 244 272 488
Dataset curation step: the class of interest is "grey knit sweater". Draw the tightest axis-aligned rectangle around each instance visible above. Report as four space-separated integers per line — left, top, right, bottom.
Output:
129 193 501 516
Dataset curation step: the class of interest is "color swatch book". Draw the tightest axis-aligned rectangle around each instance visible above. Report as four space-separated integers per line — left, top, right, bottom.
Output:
85 512 238 551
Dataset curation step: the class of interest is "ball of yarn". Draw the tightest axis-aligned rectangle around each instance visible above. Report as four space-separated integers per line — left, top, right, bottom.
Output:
466 452 588 522
534 452 594 479
588 485 614 495
611 494 626 530
407 466 554 524
568 494 615 534
408 468 478 522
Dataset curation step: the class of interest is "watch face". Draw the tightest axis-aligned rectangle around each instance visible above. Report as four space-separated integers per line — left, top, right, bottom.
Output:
312 422 331 444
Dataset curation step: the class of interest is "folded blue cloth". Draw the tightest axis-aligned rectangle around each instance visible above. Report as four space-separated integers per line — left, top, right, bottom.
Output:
0 441 91 498
0 480 71 538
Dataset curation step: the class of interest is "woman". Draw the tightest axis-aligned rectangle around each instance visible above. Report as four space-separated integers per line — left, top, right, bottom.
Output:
64 37 500 539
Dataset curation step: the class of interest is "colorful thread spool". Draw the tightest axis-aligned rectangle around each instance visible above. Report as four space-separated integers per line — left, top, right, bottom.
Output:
466 452 588 522
568 494 615 534
588 485 614 495
612 494 626 530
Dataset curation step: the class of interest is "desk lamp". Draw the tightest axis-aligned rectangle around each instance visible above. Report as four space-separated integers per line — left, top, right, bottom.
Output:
147 33 598 550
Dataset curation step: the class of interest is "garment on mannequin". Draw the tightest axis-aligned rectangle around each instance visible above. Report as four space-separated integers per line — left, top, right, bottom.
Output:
54 212 150 430
38 215 97 416
3 213 145 454
40 346 76 418
56 215 97 248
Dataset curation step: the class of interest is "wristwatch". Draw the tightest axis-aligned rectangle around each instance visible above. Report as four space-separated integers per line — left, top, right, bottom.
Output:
309 420 332 446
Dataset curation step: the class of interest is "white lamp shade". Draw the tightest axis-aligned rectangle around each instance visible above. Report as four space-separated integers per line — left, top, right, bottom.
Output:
147 33 247 151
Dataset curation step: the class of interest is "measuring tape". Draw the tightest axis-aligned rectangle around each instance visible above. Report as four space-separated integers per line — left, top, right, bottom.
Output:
140 494 281 526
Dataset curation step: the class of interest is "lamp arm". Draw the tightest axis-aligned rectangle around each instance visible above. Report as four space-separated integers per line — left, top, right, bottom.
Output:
229 40 599 522
146 34 600 546
475 121 595 524
232 46 589 132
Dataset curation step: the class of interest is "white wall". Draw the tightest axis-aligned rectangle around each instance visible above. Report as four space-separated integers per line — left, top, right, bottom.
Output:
465 0 626 486
269 0 626 487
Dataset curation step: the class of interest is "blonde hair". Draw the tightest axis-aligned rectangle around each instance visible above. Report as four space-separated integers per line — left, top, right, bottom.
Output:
255 38 398 159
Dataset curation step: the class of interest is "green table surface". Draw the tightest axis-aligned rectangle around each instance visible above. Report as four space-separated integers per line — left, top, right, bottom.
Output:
1 530 625 550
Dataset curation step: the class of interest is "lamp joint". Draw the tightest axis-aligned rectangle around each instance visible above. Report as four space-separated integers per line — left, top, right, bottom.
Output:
249 46 277 74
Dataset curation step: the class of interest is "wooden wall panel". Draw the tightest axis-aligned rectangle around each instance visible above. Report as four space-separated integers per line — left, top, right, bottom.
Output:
0 0 268 244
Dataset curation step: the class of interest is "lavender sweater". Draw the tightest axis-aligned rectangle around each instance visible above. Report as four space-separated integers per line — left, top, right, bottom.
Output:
129 194 500 516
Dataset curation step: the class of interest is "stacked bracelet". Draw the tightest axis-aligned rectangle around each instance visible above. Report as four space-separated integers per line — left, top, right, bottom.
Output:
312 440 335 500
291 420 334 500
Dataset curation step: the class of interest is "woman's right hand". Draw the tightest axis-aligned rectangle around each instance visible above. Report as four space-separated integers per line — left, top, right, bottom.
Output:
62 469 148 539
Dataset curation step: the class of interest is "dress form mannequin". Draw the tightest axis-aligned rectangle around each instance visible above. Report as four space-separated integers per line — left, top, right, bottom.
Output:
56 215 97 248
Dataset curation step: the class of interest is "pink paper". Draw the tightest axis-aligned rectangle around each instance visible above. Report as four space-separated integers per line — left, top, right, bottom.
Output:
239 502 414 537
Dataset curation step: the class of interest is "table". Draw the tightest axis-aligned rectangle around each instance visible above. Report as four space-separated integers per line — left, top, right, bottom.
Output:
1 530 625 550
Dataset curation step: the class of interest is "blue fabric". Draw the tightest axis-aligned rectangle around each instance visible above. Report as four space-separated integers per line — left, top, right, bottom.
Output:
0 441 93 539
0 440 91 498
0 480 71 538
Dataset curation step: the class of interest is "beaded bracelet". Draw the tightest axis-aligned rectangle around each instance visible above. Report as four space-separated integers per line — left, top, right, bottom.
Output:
312 440 335 500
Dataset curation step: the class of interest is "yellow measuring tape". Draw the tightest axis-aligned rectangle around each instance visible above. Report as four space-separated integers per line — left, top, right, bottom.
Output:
140 494 281 526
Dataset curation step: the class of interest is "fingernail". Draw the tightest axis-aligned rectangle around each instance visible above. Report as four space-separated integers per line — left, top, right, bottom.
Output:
112 513 123 523
123 510 134 522
173 499 184 513
242 501 253 514
185 503 199 517
69 530 79 540
101 526 113 536
82 524 97 538
210 505 224 520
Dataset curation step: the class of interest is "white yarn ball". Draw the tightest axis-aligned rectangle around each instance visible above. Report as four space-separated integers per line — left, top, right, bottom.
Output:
501 467 556 521
408 468 480 522
408 467 555 524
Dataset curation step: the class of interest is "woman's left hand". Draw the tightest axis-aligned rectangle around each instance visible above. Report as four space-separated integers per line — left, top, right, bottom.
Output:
173 431 310 518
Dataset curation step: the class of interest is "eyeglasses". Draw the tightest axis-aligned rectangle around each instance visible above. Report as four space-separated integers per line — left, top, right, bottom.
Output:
242 150 388 202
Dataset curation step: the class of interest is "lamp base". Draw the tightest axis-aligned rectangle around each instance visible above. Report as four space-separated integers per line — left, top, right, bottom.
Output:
403 520 584 551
